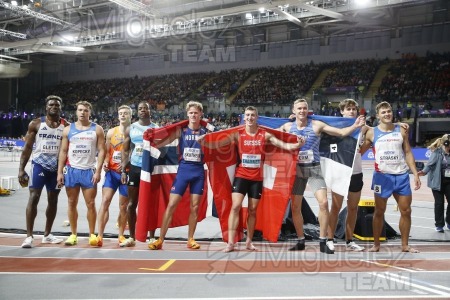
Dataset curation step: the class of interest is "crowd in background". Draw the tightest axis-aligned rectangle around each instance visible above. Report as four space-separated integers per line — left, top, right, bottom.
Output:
2 53 449 139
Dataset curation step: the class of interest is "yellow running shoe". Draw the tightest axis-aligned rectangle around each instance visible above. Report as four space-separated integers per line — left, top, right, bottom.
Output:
118 235 126 245
148 238 163 250
64 234 78 246
89 234 98 246
187 238 200 249
97 236 103 247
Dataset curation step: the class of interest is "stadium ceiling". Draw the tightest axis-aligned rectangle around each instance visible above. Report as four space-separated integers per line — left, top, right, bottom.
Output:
0 0 447 59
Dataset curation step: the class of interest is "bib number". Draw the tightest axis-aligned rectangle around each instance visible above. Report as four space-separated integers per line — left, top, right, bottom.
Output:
183 147 201 162
112 150 121 163
241 154 261 168
445 169 450 178
135 144 143 157
298 150 313 164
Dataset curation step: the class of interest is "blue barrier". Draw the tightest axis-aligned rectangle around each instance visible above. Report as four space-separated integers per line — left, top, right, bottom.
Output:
362 148 432 161
0 139 25 147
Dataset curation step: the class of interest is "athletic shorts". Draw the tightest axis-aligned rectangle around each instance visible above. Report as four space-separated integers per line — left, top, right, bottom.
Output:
103 171 128 197
349 173 364 193
292 164 327 195
232 177 263 199
29 162 58 191
171 163 205 196
127 165 141 187
371 172 412 198
63 166 95 189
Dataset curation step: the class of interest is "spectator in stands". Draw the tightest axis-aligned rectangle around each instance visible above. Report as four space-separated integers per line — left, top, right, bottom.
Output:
19 95 70 248
418 134 450 232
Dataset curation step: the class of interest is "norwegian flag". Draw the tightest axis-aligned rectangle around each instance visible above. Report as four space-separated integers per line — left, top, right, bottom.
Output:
203 125 299 243
135 120 212 243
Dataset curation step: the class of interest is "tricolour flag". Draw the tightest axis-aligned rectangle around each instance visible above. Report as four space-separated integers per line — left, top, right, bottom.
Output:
135 120 211 243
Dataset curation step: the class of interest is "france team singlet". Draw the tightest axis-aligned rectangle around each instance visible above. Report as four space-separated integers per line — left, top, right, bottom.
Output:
289 119 321 165
66 123 98 170
32 116 66 171
179 126 207 165
130 122 158 168
235 127 266 181
372 125 408 174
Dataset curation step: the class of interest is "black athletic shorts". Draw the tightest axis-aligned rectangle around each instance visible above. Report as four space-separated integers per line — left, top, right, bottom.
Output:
232 177 263 199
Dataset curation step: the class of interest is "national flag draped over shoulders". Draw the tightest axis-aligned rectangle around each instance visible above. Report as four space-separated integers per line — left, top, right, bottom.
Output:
254 115 360 198
135 120 210 243
203 124 299 243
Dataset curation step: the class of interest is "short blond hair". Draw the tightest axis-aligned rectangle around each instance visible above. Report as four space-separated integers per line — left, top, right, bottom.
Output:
76 100 92 111
339 99 358 111
118 105 132 115
376 101 392 114
293 98 308 108
244 106 258 115
185 101 203 112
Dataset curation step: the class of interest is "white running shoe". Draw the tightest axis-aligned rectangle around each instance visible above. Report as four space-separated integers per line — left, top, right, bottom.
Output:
21 236 33 248
346 241 365 252
120 237 135 247
42 234 63 244
326 240 335 252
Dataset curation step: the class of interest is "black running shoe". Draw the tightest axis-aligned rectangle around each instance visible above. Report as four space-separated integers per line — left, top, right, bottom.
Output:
289 240 305 251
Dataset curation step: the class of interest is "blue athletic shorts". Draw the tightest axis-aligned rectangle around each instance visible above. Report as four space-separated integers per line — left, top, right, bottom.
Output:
371 172 412 198
171 163 205 196
29 162 58 191
103 171 128 197
64 166 96 189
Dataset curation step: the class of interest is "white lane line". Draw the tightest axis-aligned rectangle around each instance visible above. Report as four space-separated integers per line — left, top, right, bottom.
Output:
372 272 450 296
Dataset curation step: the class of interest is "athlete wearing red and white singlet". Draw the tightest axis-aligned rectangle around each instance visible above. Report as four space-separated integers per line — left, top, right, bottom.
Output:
235 127 266 181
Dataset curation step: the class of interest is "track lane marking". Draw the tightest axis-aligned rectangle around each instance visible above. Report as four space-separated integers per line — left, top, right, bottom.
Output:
139 259 176 271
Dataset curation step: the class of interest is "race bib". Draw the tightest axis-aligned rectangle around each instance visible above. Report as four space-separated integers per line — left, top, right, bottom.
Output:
112 150 121 163
183 147 201 162
241 154 261 168
72 144 91 157
378 150 401 163
41 141 59 154
298 150 314 164
134 143 143 157
445 169 450 178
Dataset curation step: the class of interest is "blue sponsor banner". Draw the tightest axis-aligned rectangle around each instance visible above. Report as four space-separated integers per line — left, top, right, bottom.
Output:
0 139 25 147
362 148 432 161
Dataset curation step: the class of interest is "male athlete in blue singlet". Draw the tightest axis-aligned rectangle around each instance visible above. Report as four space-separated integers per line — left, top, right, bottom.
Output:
279 99 365 254
19 95 69 248
57 101 106 247
148 101 209 250
120 101 158 247
361 101 421 253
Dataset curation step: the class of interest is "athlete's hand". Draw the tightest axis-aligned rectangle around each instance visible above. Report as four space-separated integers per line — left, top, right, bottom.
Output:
296 135 305 148
414 175 421 190
102 161 109 172
57 173 64 187
92 170 101 184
